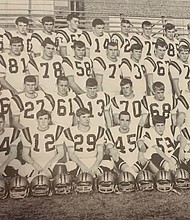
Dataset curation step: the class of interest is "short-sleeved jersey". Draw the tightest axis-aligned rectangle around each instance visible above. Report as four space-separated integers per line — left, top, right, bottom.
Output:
106 126 138 166
10 91 53 128
0 28 5 53
27 55 63 94
56 27 82 56
0 128 20 165
80 31 110 60
64 125 105 159
169 58 190 92
74 91 111 127
141 125 180 158
121 57 147 98
144 55 172 95
62 56 93 92
4 30 32 54
0 52 29 92
0 89 12 127
111 32 133 58
130 34 155 59
163 36 179 59
141 94 177 127
93 56 122 96
21 125 64 168
31 30 57 55
46 91 77 128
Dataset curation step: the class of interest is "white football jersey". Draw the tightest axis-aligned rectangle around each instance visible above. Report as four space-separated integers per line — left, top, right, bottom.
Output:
21 125 64 168
163 36 179 59
64 125 105 159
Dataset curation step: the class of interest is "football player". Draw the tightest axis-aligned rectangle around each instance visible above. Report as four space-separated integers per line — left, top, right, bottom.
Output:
93 41 122 97
62 40 93 95
80 18 110 59
144 37 172 95
10 75 53 130
4 16 32 54
178 23 190 48
64 107 108 176
28 37 63 94
57 13 82 57
31 16 57 57
0 113 21 177
73 78 112 128
169 45 190 97
0 36 29 94
121 43 147 98
111 18 132 58
20 109 65 179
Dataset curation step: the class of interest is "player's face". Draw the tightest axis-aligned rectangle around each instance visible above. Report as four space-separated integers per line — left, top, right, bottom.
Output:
24 82 36 94
166 29 175 40
43 22 54 33
131 49 142 62
0 118 5 133
10 42 23 55
178 50 189 62
154 123 165 135
86 86 98 98
37 115 50 130
16 22 28 35
121 83 133 97
119 114 130 131
57 80 69 96
121 23 130 35
93 25 105 36
43 43 55 58
143 25 152 38
107 45 118 59
74 46 85 59
68 18 80 31
154 89 165 101
78 114 90 127
155 46 167 59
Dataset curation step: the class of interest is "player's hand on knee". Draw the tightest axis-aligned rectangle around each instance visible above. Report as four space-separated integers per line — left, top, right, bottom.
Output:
168 159 176 172
80 164 89 173
179 150 185 163
89 165 98 176
32 163 43 173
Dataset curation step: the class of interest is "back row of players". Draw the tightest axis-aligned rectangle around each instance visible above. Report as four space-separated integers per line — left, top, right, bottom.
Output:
1 14 190 181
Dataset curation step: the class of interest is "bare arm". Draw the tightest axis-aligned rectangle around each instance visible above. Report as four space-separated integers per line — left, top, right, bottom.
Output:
172 78 181 97
68 76 85 95
95 74 103 91
12 115 25 130
59 46 67 58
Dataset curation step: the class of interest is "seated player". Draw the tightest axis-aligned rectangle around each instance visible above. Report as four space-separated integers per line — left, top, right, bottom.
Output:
0 113 21 177
20 109 65 179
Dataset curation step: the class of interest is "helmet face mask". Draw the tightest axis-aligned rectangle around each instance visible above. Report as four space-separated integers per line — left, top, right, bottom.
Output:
117 172 136 193
155 170 173 192
97 172 115 194
136 170 154 191
75 172 94 193
0 178 8 199
175 169 190 190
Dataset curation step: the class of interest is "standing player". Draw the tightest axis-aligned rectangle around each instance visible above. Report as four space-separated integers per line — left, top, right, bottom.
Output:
10 75 53 130
28 37 64 94
62 40 93 95
20 109 65 179
4 16 32 54
57 13 82 57
80 18 110 60
111 18 132 58
121 43 147 98
169 45 190 97
178 23 190 48
93 41 122 97
31 16 57 57
0 37 29 94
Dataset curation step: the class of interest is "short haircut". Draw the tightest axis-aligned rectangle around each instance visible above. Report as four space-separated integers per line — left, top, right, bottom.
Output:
42 16 54 25
72 40 85 49
119 111 131 120
152 81 165 91
155 37 168 49
120 78 133 87
15 16 29 25
10 36 23 45
121 19 131 25
178 45 190 53
76 107 90 117
164 23 175 31
41 37 56 47
56 76 69 85
107 41 118 48
0 113 5 121
142 20 152 28
92 18 105 27
86 78 98 87
67 13 79 21
152 115 165 126
36 109 51 119
24 75 36 84
130 43 143 52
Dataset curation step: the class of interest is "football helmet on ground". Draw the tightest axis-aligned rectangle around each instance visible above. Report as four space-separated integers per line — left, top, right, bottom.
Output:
136 170 154 191
155 170 173 192
75 172 94 193
174 168 190 190
117 172 136 192
0 177 8 199
97 171 115 194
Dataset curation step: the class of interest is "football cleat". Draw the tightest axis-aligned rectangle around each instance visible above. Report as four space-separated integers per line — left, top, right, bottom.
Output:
9 175 29 199
0 177 8 199
155 170 173 192
136 170 154 191
97 171 115 194
117 172 136 193
174 168 190 190
75 172 94 193
52 173 73 195
30 175 51 197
